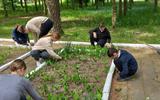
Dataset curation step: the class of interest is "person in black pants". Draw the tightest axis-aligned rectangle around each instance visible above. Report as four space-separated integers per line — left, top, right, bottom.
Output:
89 22 111 47
107 47 138 81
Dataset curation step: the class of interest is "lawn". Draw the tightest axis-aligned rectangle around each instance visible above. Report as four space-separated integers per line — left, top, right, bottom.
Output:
0 1 160 44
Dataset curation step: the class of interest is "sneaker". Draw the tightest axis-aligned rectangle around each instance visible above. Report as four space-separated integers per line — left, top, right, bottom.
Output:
36 61 41 67
39 58 44 63
117 76 132 82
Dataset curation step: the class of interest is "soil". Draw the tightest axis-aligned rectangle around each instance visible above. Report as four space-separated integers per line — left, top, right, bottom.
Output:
31 51 108 99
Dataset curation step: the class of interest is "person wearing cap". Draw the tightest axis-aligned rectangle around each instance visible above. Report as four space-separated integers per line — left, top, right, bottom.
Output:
107 47 138 81
89 22 111 47
0 59 43 100
30 32 62 67
12 25 30 46
25 16 53 42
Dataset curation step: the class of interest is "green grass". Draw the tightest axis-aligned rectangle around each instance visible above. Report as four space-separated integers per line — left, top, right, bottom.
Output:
0 47 29 65
0 1 160 44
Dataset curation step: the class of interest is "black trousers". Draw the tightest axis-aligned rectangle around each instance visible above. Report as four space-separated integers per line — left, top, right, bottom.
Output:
39 19 53 38
89 33 107 47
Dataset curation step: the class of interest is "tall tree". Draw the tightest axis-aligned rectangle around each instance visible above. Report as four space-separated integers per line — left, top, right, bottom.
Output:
124 0 127 16
46 0 63 34
42 0 47 15
129 0 134 9
10 0 16 11
34 0 38 11
24 0 28 13
20 0 24 8
112 0 116 29
95 0 99 9
154 0 158 12
119 0 122 17
79 0 83 8
2 0 8 17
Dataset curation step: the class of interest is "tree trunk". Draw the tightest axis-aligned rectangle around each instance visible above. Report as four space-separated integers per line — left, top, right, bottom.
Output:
2 0 8 17
24 0 28 13
112 0 116 29
154 0 158 12
42 0 48 15
66 0 69 7
71 0 75 9
20 0 24 8
119 0 122 17
46 0 63 34
102 0 105 6
34 0 38 11
129 0 133 9
92 0 94 5
79 0 83 8
10 0 16 11
95 0 99 9
38 0 41 9
123 0 127 16
60 0 63 6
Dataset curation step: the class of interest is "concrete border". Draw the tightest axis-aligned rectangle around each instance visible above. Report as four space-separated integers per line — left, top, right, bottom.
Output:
102 60 115 100
0 51 31 71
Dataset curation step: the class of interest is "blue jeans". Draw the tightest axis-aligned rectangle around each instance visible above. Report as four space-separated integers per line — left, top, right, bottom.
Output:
30 50 50 61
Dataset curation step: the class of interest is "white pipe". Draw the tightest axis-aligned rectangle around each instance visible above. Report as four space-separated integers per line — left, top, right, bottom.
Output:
25 62 46 78
53 41 160 48
0 51 31 71
0 38 34 43
0 44 30 48
0 38 160 48
102 60 115 100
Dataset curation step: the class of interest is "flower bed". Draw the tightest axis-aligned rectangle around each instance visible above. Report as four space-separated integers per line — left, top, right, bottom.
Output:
29 45 109 99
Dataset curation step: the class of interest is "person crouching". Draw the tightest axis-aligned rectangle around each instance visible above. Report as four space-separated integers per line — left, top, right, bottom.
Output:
30 32 62 67
107 47 138 81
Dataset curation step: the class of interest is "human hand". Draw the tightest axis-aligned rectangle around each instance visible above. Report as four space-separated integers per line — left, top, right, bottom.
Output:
27 43 32 49
106 43 112 48
93 32 97 38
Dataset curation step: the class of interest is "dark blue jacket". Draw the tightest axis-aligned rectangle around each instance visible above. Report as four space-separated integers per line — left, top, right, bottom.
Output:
12 28 29 44
114 50 138 78
89 27 111 43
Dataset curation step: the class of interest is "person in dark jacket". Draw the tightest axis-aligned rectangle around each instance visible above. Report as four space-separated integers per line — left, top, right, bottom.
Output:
89 22 111 47
12 25 30 45
107 47 138 81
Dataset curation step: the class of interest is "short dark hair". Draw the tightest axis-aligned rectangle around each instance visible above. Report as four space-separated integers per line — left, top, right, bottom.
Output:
17 25 25 33
10 59 26 72
107 47 118 57
99 22 105 28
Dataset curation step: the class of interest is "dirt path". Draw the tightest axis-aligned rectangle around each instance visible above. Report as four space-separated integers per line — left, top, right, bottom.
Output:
110 47 160 100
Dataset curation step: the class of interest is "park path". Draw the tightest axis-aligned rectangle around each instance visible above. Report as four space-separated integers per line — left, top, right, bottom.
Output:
110 48 160 100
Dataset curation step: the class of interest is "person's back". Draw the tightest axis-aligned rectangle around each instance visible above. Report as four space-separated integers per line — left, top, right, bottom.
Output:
114 50 138 78
0 59 42 100
25 16 53 42
118 50 137 69
0 74 27 100
26 16 48 30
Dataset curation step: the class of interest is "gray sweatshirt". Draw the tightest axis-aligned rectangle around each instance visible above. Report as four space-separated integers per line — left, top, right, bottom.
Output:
0 74 42 100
